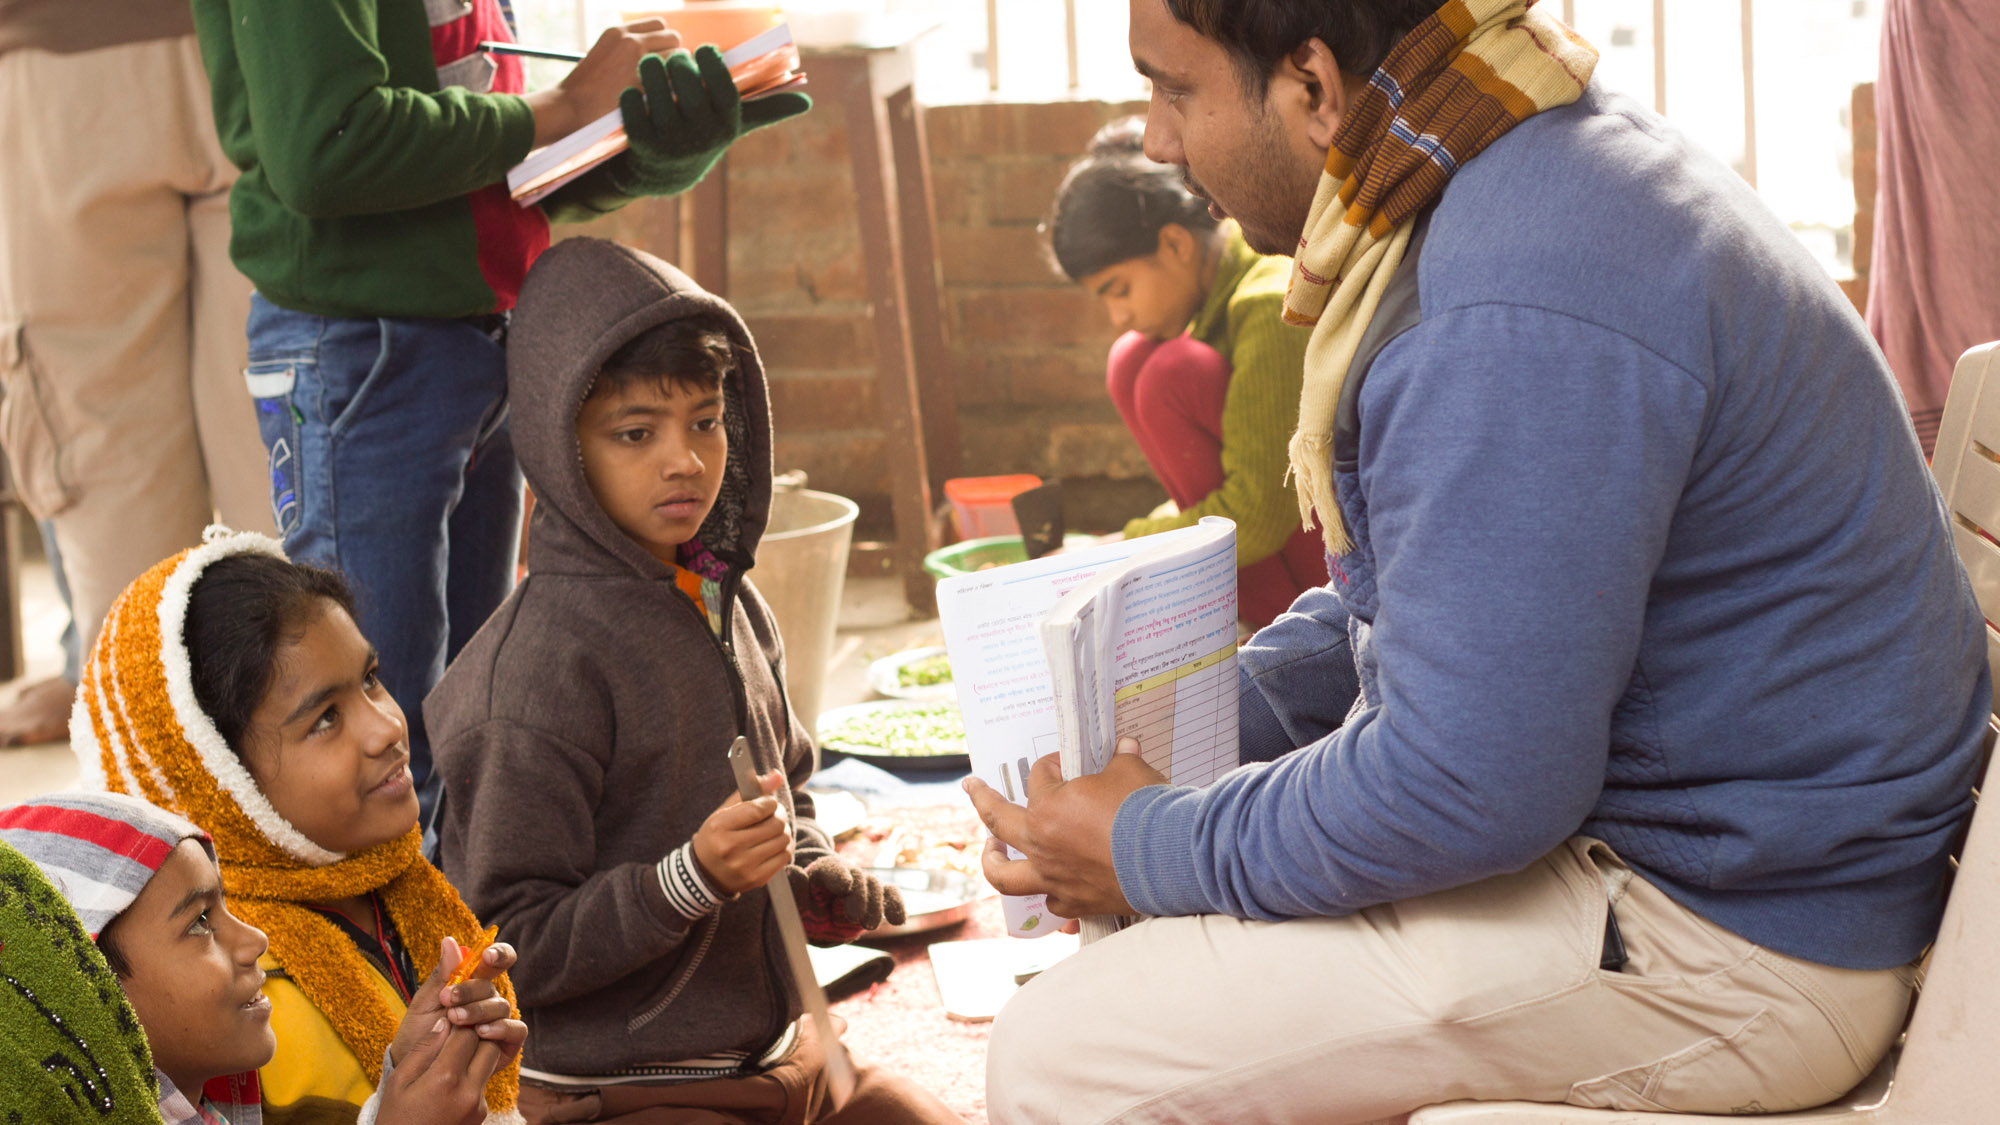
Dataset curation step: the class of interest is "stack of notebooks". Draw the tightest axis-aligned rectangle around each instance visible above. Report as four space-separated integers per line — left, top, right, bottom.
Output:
507 22 806 206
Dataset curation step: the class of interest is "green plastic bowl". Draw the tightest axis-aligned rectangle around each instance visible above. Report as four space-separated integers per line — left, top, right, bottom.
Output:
923 533 1099 580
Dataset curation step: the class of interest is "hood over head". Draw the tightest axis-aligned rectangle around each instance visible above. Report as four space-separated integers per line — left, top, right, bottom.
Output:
508 237 772 580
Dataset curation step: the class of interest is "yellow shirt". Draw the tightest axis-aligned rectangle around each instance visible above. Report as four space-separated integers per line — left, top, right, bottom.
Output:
257 951 404 1125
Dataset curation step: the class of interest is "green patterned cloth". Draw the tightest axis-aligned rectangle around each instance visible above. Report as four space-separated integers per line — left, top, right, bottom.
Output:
0 840 162 1124
1121 226 1313 566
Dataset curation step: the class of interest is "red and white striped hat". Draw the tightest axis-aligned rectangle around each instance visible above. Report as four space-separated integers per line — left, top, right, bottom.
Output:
0 789 214 938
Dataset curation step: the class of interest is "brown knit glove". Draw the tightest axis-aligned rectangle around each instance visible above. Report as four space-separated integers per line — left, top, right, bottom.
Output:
789 857 905 946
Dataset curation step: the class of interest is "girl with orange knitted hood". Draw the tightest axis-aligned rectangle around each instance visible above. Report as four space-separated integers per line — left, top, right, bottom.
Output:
71 526 528 1125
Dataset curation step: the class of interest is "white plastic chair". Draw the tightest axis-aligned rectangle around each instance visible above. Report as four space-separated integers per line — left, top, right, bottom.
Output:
1412 341 2000 1124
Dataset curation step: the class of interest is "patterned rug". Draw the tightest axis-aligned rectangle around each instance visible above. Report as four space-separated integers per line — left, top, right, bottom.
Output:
835 803 1001 1122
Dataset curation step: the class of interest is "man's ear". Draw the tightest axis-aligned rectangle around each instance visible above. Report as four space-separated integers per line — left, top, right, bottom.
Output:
1277 37 1359 150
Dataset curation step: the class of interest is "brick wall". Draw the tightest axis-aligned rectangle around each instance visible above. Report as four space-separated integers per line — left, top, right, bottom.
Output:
564 98 1167 538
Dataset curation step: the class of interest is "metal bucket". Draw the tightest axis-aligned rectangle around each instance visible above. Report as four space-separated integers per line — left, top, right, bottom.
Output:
756 487 859 734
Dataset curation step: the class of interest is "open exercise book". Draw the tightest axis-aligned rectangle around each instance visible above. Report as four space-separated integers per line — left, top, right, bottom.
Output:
506 22 806 206
937 517 1240 941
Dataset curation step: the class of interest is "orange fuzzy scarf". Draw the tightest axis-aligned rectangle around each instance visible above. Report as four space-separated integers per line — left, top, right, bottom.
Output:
70 528 520 1120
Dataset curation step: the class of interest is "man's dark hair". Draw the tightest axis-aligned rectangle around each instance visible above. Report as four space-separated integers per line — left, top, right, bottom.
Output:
592 320 735 400
1046 117 1221 282
1165 0 1441 91
186 554 358 756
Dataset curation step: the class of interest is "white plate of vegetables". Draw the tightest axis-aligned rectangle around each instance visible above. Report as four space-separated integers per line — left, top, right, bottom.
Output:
866 646 955 702
816 699 969 773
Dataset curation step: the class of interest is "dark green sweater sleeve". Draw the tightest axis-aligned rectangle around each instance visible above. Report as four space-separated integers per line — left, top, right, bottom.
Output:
1123 256 1311 565
538 163 644 225
219 0 536 218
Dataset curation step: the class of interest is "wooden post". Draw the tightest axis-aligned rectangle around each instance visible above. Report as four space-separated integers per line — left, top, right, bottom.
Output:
1065 0 1080 91
886 86 960 501
815 48 940 613
1740 0 1758 188
1652 0 1667 115
643 193 682 269
986 0 1000 93
690 159 729 296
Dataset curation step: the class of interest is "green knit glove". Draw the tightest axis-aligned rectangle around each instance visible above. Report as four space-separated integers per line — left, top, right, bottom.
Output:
608 46 812 199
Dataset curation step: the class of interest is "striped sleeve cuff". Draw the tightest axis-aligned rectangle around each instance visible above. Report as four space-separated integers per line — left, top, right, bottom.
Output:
658 844 726 920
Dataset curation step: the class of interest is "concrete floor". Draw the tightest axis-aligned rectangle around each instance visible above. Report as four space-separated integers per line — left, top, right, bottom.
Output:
0 556 940 806
0 550 83 805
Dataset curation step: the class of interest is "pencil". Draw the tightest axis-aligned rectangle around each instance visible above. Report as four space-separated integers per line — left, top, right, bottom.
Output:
478 41 585 62
447 924 500 985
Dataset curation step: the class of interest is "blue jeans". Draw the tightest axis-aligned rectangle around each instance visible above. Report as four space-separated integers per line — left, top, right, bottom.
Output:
244 294 522 831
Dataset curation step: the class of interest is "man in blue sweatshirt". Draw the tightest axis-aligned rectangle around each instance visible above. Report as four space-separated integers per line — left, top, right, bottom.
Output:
967 2 1990 1122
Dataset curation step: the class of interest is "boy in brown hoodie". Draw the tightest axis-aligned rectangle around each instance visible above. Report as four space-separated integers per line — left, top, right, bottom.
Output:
426 238 960 1124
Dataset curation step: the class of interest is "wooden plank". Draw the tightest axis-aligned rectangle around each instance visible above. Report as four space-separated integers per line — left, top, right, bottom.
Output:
1741 0 1757 188
690 158 730 296
816 50 937 614
1065 0 1080 90
1653 0 1667 115
886 83 961 500
986 0 1000 92
643 193 682 268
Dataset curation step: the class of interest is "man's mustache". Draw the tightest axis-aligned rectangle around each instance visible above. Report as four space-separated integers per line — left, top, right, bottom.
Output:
1181 169 1211 201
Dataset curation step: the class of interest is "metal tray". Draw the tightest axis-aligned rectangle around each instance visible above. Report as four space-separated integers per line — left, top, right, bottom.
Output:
862 867 984 940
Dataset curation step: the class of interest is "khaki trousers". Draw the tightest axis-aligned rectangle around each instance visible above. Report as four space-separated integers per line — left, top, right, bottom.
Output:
0 34 273 656
987 838 1915 1124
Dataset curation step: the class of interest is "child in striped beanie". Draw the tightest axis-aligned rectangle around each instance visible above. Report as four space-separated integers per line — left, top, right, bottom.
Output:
66 527 527 1125
1 790 524 1125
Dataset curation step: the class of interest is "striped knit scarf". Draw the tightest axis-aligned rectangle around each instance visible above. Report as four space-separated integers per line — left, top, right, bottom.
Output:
69 528 522 1124
1283 0 1597 553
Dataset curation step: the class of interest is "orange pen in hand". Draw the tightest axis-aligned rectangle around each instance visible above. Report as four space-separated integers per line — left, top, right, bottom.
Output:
447 925 499 986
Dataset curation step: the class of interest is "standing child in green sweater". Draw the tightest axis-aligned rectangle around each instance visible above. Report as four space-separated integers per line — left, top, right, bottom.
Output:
191 0 809 830
1048 117 1326 626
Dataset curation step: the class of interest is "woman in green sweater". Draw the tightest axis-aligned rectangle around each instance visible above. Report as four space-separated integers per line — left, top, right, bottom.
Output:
1048 119 1326 625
